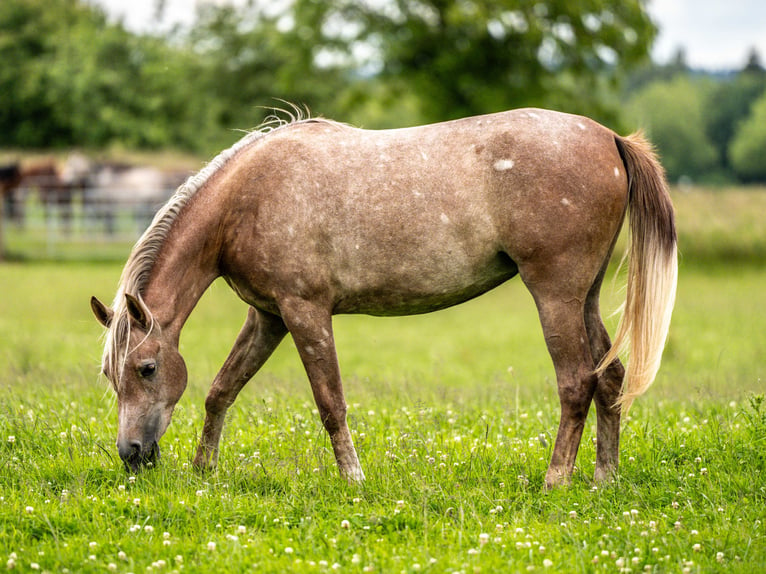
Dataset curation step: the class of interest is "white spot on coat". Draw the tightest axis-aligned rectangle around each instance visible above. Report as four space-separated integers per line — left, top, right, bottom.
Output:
440 213 450 224
614 167 620 178
577 122 587 131
561 198 571 207
493 159 515 171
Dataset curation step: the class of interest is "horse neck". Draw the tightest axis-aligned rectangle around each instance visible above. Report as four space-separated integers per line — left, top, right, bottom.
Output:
140 193 222 338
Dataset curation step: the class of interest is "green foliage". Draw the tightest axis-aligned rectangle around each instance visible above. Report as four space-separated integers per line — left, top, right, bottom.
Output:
1 0 657 154
729 92 766 181
309 0 655 126
705 69 766 170
626 76 719 182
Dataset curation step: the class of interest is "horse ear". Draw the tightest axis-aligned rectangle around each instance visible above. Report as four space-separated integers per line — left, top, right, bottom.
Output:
90 296 114 328
125 293 151 331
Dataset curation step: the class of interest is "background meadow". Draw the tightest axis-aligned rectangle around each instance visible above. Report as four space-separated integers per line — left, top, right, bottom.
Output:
1 187 765 573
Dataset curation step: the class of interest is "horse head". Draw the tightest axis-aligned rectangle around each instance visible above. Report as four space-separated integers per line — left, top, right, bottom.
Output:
91 294 187 472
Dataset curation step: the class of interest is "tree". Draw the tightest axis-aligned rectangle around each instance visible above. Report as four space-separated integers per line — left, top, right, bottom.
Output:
0 0 199 149
626 76 718 182
292 0 658 127
729 91 766 182
705 58 766 173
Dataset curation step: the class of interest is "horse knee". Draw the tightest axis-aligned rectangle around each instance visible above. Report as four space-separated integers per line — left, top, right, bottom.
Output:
204 387 230 417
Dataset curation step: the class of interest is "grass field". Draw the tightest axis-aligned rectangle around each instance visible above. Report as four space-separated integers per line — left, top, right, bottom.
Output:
1 187 764 573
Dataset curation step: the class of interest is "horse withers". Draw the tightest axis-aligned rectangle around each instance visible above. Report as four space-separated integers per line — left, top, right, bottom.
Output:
91 108 677 488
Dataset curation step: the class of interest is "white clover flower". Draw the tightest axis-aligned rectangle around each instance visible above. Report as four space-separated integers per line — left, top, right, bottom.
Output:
693 544 701 552
207 541 216 551
479 533 489 545
284 547 294 554
24 506 34 514
341 520 350 529
144 525 154 533
7 436 15 444
716 552 724 562
543 558 553 568
118 551 127 560
238 525 246 535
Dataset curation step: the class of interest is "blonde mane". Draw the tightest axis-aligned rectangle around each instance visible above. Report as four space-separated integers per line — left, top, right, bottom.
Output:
101 109 315 386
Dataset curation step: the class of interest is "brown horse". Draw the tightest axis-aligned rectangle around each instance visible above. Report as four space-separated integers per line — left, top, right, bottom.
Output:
91 109 677 488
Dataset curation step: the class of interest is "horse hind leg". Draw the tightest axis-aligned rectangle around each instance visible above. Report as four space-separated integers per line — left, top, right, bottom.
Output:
278 297 365 482
193 307 288 470
585 285 625 483
529 292 598 488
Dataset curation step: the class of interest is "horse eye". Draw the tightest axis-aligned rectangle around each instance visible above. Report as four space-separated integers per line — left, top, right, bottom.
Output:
138 361 157 378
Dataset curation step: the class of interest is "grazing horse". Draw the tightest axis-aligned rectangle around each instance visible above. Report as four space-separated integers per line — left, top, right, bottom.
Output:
91 109 677 488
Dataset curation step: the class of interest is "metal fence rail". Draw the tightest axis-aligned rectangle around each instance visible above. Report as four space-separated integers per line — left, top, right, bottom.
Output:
2 190 168 261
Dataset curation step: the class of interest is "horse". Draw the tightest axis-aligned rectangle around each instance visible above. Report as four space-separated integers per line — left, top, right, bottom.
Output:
18 160 78 232
84 163 188 235
1 163 23 227
91 108 677 488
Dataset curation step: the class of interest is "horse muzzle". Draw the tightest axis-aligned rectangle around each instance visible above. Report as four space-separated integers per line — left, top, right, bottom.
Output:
118 439 160 473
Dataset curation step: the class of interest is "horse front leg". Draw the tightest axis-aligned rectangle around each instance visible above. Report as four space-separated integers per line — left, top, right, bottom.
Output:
278 297 365 482
193 307 287 470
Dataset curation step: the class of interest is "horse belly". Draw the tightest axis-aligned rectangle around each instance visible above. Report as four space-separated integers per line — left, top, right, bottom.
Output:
331 247 518 316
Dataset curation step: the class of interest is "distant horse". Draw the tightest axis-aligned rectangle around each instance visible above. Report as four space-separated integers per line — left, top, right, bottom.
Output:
84 163 186 235
91 109 677 488
1 163 23 226
19 160 78 232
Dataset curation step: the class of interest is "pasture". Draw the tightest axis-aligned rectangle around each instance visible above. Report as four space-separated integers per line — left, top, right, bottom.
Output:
1 187 765 573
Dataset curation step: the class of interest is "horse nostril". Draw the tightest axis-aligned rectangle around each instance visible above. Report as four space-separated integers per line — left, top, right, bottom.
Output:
118 440 142 462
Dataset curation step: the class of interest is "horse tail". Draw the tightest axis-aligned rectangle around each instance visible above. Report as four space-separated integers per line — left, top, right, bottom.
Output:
596 132 678 412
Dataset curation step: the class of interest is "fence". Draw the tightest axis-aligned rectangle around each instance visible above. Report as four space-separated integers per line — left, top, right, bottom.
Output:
1 186 170 262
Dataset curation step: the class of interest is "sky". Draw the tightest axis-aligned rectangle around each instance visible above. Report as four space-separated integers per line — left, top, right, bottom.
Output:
93 0 766 72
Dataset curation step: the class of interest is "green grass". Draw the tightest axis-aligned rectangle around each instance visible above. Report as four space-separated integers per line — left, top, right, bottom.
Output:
1 187 765 573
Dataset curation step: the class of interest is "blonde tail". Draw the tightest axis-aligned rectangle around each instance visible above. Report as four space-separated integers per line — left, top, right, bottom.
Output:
597 133 678 412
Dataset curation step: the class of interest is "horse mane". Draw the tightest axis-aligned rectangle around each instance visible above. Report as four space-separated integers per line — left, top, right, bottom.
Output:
102 107 320 386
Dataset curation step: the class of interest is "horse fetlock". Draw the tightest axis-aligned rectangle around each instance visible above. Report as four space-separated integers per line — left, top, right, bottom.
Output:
192 442 219 471
544 466 572 490
341 464 366 483
594 464 617 484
